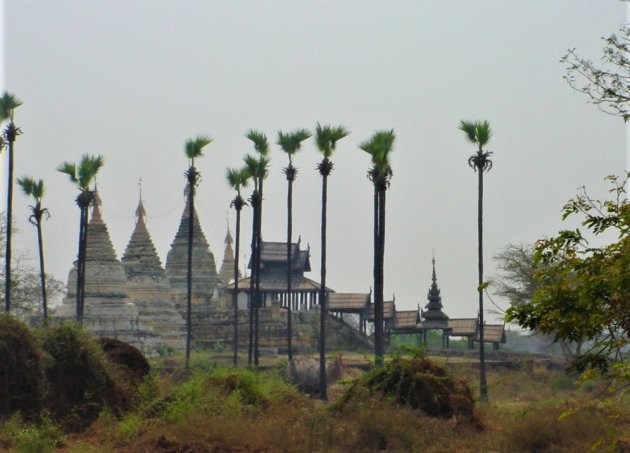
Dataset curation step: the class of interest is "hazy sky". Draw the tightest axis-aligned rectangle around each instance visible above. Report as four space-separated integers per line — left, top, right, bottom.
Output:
2 1 628 321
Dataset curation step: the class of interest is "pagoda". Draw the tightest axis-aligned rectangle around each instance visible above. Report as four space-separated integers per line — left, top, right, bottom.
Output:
164 196 222 314
122 195 186 353
218 226 240 286
56 193 157 354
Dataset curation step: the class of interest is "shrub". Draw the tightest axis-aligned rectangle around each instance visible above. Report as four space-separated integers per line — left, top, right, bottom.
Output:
335 356 475 421
0 315 45 421
0 414 65 453
39 324 132 431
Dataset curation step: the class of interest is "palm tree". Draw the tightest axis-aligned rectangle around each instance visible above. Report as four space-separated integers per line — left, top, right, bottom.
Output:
226 167 249 366
360 130 395 367
314 122 349 399
57 154 105 322
244 130 269 367
17 177 50 320
1 92 22 313
459 119 493 402
277 128 311 361
183 135 212 370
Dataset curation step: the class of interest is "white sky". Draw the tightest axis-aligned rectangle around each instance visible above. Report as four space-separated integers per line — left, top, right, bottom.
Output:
2 1 628 321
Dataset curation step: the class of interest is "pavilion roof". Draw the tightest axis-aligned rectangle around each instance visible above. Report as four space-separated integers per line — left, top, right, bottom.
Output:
223 275 328 292
249 241 311 272
364 300 395 321
478 324 506 343
392 310 419 330
328 293 370 312
447 318 478 336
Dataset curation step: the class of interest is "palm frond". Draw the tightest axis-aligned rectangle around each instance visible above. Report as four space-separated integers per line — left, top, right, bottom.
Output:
476 121 492 147
245 129 269 156
226 167 250 191
17 176 36 197
243 154 261 181
77 154 104 190
185 135 212 162
360 129 395 173
314 123 349 158
458 120 478 143
0 92 22 121
277 128 311 157
56 162 78 184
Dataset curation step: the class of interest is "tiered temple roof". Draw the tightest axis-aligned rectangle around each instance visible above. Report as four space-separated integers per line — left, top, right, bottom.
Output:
165 197 222 313
421 257 449 327
122 197 186 353
56 193 157 354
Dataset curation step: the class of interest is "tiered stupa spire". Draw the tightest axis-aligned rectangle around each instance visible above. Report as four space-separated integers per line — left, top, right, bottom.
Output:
122 191 186 353
165 194 222 314
219 224 240 286
56 192 157 354
422 256 449 322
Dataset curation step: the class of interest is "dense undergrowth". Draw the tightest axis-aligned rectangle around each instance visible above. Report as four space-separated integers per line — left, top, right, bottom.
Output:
1 316 630 452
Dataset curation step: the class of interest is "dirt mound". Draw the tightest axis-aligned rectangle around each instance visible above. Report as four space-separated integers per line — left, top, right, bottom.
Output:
97 337 150 385
0 315 45 421
286 353 345 395
336 356 475 421
41 325 132 431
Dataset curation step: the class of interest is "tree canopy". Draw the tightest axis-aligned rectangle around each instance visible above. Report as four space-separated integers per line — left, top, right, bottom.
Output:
506 173 630 380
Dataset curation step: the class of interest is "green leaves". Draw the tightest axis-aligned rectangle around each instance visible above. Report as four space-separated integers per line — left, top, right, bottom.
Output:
17 177 45 201
506 172 630 380
314 123 349 158
226 167 250 193
184 135 212 164
360 130 395 180
458 120 492 147
57 154 104 191
277 129 311 162
245 129 269 157
0 92 22 122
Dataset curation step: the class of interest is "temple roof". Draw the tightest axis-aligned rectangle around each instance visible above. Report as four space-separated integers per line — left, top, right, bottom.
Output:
122 197 165 279
249 240 311 272
364 299 395 321
328 293 370 312
85 194 118 263
422 257 449 322
392 310 420 330
219 226 240 285
224 275 327 292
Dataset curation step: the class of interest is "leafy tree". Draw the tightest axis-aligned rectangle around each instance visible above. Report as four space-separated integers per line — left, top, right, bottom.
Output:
183 136 212 369
506 173 630 381
459 119 493 402
314 122 349 399
226 167 249 366
0 218 64 321
561 24 630 122
57 154 104 322
360 129 395 367
244 130 270 367
277 128 311 361
0 92 22 313
17 177 50 319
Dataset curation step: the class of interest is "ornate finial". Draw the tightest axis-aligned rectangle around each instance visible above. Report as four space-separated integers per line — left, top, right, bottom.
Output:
432 254 437 283
135 178 146 220
297 235 301 247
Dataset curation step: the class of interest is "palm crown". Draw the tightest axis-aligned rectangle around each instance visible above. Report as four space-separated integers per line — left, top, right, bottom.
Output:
314 123 349 158
57 154 105 190
17 177 45 203
459 120 493 172
277 129 311 165
185 135 212 166
246 129 269 157
360 129 395 185
0 92 22 122
226 167 250 195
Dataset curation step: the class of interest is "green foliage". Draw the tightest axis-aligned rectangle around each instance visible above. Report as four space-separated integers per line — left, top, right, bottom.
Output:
459 120 492 148
184 135 212 164
334 356 475 420
17 177 45 201
0 91 22 121
225 167 249 193
245 129 269 156
360 129 395 188
506 173 630 380
0 414 64 453
314 122 349 158
57 154 104 190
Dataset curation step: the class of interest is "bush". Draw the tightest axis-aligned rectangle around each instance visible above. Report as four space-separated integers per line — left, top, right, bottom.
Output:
0 414 65 453
335 356 475 421
40 324 133 431
0 315 45 421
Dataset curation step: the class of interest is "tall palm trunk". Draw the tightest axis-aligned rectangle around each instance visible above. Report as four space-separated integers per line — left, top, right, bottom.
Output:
76 203 90 322
319 164 329 400
286 166 295 360
35 212 48 319
185 176 196 370
374 186 386 366
477 167 488 400
232 199 243 366
4 132 15 312
254 178 264 367
248 188 259 366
